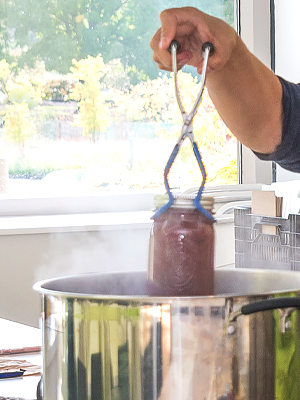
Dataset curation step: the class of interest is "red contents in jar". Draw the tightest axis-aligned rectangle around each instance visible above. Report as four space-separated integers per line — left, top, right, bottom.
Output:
148 207 215 296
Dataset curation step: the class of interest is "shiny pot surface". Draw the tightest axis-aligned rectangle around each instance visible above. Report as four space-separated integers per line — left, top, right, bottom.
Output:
34 268 300 400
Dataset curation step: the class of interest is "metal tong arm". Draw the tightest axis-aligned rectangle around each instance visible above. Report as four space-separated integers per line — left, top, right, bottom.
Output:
171 41 213 124
152 40 214 220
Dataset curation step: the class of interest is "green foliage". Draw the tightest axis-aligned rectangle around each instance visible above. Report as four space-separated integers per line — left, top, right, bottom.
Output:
0 2 10 62
42 79 75 101
122 69 237 185
8 162 55 179
0 59 15 98
0 60 11 89
0 0 234 80
0 53 237 186
1 0 161 79
161 0 234 25
103 59 130 91
6 79 41 108
3 102 35 147
123 75 171 123
0 61 42 148
70 55 110 141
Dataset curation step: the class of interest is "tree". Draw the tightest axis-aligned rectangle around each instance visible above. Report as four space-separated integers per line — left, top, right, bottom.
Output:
70 54 110 142
2 0 159 79
0 59 12 99
0 61 41 151
0 0 234 80
119 69 237 185
4 0 86 73
0 1 10 61
6 73 42 109
3 102 35 151
161 0 234 25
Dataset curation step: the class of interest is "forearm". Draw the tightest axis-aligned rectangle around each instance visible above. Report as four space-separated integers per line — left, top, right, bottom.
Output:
206 35 283 154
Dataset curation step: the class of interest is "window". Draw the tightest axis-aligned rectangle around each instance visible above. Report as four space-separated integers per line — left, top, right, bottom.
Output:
0 0 236 202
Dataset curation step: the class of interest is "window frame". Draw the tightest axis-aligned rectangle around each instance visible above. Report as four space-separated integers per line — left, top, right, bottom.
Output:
0 0 278 218
238 0 274 185
273 0 300 182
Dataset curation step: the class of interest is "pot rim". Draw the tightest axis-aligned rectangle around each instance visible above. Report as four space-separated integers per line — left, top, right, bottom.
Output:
33 268 300 302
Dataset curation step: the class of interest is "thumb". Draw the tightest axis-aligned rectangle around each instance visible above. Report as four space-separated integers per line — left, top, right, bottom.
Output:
159 11 178 50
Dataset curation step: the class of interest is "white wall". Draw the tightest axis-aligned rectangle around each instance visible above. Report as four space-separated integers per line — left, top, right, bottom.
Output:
0 224 151 327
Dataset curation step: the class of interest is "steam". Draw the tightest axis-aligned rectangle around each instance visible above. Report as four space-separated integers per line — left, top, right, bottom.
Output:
34 228 150 287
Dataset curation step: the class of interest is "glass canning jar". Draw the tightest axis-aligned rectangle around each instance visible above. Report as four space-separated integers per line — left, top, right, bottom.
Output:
148 194 215 297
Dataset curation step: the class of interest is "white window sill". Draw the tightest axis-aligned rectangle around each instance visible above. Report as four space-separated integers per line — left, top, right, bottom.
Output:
0 190 156 217
0 184 257 235
0 211 238 237
0 211 153 236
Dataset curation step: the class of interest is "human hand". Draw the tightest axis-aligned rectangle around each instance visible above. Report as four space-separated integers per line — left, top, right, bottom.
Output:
150 7 237 74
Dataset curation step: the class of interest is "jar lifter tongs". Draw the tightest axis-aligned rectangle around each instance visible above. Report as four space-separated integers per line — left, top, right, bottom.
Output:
152 40 215 220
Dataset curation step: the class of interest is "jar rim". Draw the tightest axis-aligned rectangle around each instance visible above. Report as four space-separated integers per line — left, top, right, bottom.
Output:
154 192 214 211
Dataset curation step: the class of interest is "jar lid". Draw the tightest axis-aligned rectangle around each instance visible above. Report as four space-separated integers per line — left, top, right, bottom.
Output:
154 192 214 212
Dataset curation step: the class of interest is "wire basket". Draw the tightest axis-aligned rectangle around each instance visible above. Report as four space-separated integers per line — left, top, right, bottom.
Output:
234 207 300 271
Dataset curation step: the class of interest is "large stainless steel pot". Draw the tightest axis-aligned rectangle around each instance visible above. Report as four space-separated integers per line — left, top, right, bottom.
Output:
34 268 300 400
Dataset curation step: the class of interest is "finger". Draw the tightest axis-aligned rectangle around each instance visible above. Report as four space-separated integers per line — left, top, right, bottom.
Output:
159 9 178 50
152 54 172 71
150 28 161 51
151 27 173 69
157 63 172 72
152 54 161 64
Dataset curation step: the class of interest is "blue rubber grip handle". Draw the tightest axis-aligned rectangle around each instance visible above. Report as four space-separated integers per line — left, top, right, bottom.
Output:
192 141 214 221
151 143 179 219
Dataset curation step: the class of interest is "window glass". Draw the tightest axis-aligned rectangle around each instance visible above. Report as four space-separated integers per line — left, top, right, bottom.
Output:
0 0 236 197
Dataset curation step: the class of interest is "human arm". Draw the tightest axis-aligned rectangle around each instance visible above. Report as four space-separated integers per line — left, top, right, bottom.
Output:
150 7 283 155
254 77 300 173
